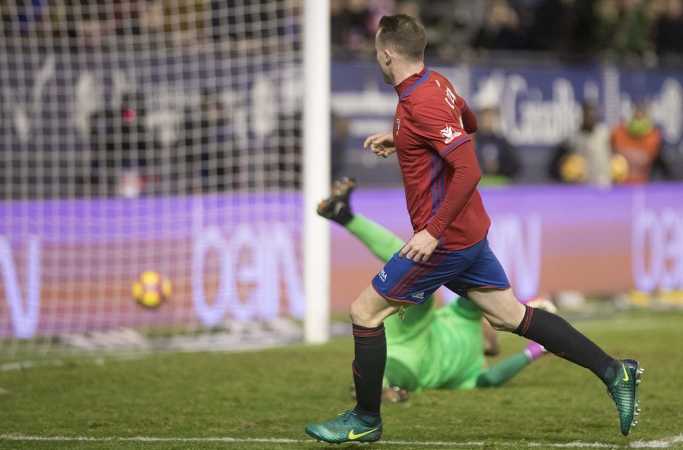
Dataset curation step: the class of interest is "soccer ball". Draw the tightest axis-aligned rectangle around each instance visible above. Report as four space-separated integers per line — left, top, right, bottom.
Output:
132 271 172 309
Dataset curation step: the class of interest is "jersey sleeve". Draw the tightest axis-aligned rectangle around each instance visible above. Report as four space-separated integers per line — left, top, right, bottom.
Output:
412 100 473 157
460 99 477 134
424 142 482 239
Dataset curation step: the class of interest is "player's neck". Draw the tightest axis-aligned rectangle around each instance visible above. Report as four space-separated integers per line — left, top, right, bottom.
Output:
392 62 425 87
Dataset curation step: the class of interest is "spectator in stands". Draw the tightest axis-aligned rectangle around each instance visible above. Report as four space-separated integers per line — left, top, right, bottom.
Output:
1 3 13 37
181 89 232 193
473 105 521 185
275 110 303 189
2 0 48 37
471 0 528 51
598 0 654 58
654 0 683 55
331 111 351 179
89 91 150 196
331 0 375 57
527 0 574 52
549 102 612 187
610 102 663 184
556 0 606 57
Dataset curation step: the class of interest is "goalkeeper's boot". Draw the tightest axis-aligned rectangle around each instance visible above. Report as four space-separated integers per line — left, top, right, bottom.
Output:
607 359 643 436
316 177 356 226
305 409 382 444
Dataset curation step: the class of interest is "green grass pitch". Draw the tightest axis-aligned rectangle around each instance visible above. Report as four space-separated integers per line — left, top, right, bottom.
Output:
0 310 681 450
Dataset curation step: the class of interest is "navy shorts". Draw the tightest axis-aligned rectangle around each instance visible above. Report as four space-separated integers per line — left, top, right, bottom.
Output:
372 237 510 304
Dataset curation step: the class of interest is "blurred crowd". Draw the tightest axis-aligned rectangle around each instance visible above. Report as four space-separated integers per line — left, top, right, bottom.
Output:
471 101 674 187
332 0 683 62
1 0 301 51
3 1 683 61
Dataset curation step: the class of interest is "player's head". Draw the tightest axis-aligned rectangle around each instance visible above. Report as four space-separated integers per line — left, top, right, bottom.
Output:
375 14 426 85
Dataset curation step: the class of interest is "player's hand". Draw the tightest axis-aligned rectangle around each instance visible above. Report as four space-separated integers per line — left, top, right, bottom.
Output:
363 132 396 158
400 229 438 263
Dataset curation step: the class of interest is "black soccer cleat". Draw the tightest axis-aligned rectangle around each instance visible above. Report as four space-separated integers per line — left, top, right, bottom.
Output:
316 177 357 226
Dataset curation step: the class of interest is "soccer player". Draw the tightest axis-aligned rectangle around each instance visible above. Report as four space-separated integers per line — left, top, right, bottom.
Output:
318 178 547 398
305 15 642 444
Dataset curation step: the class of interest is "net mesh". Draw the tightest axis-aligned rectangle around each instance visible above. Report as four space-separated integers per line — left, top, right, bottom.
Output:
0 0 305 358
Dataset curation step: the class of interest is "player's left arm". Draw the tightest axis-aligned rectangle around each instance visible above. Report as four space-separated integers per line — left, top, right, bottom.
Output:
400 98 482 262
458 97 478 134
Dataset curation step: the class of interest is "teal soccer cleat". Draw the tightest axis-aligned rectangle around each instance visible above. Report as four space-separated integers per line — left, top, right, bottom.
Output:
305 410 382 444
607 359 643 436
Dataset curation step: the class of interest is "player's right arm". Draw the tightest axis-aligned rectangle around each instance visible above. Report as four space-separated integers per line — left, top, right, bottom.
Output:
363 132 396 158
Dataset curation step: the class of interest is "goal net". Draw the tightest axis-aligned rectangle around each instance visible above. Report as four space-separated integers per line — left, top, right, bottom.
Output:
0 0 317 358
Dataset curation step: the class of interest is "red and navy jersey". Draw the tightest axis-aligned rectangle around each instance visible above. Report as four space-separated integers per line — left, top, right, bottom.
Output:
393 68 490 250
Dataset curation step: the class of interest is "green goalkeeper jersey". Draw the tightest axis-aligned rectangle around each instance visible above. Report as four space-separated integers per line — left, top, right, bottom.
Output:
384 297 485 391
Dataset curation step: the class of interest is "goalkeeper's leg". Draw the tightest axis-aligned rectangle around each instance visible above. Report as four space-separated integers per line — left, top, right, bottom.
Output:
346 214 404 264
317 177 403 262
317 178 435 334
475 342 546 388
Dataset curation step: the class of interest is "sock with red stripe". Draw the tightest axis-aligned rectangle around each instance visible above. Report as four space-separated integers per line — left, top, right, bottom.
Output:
352 323 386 417
514 306 621 386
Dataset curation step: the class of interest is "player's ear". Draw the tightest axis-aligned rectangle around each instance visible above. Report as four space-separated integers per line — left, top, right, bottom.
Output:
383 48 392 66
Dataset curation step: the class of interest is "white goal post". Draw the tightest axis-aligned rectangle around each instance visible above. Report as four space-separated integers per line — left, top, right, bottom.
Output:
303 0 331 344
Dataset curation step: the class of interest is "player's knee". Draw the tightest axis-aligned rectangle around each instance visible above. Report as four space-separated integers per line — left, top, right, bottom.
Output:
484 316 507 331
483 312 518 332
349 300 381 328
479 296 526 332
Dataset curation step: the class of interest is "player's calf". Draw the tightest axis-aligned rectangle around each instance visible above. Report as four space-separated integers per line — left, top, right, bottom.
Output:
345 285 400 426
467 286 644 434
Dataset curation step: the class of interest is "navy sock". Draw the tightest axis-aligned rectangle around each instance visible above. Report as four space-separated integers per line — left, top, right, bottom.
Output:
351 323 386 417
515 306 621 385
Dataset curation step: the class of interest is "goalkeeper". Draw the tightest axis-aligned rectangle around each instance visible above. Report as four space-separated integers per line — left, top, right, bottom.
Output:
318 178 546 400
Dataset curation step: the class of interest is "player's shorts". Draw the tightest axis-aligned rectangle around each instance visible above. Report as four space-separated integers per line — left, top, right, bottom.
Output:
372 237 509 304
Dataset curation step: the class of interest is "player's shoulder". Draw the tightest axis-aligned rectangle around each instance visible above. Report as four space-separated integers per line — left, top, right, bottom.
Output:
410 71 454 105
406 72 453 120
428 69 453 86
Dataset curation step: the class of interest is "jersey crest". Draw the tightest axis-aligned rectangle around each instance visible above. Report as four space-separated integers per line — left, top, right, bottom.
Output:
440 125 461 144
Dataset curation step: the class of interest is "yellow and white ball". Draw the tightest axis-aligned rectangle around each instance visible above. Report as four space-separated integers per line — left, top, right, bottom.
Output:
132 271 172 309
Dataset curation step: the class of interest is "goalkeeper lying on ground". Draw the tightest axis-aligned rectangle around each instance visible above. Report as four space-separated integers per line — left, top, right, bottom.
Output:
318 178 548 402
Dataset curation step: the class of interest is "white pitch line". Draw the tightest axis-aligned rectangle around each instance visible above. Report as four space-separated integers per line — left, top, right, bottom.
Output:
629 434 683 448
0 434 681 449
